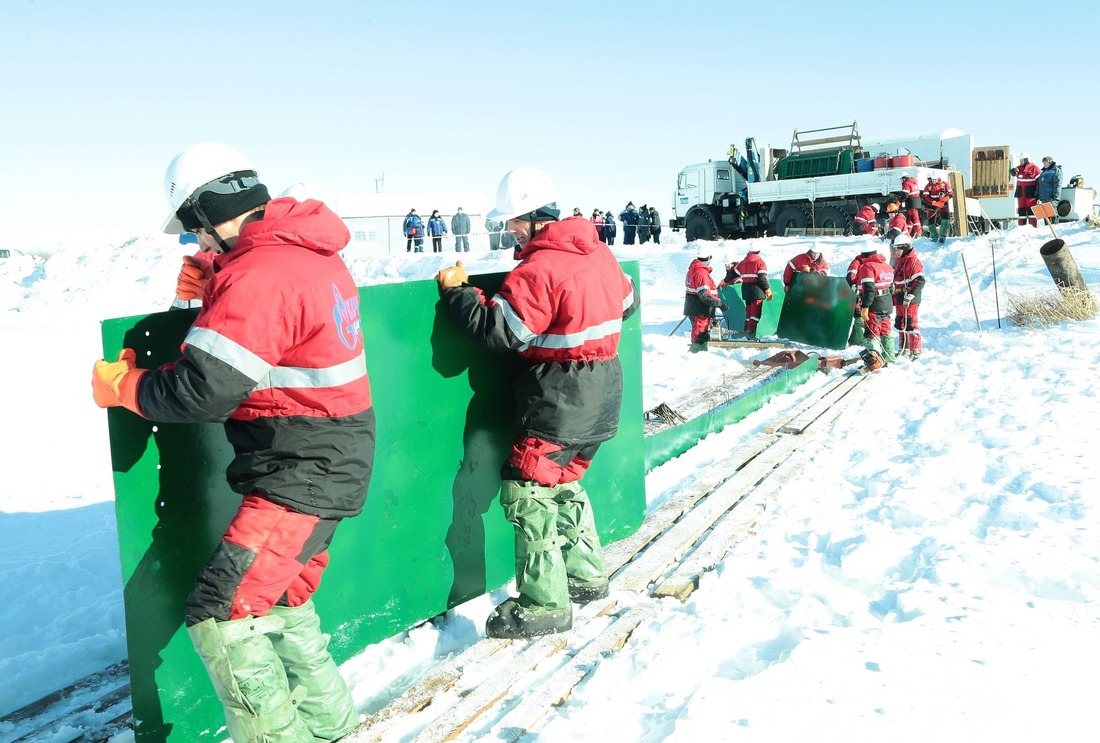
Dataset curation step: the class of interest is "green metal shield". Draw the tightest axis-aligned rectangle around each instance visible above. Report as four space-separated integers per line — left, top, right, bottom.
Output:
775 273 857 350
102 264 645 741
717 279 784 337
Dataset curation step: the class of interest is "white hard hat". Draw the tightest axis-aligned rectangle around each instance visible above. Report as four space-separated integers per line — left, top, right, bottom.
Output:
161 142 261 234
487 166 560 222
279 181 329 204
892 232 912 247
1018 151 1030 163
871 203 880 212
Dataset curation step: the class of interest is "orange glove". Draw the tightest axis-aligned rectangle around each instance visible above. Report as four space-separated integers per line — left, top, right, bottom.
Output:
176 254 214 301
92 349 147 416
860 307 870 323
436 260 469 290
765 288 774 301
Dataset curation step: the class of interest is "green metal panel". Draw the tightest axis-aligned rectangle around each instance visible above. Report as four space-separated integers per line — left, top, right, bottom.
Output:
643 358 817 471
775 273 857 350
102 264 645 742
717 279 784 337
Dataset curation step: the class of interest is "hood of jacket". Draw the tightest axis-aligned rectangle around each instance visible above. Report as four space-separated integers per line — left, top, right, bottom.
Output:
217 197 350 269
516 216 603 260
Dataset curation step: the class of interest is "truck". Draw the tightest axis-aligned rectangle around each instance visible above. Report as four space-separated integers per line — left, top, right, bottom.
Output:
670 121 1098 240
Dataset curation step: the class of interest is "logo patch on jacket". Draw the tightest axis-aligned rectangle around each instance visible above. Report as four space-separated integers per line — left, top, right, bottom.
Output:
333 284 362 350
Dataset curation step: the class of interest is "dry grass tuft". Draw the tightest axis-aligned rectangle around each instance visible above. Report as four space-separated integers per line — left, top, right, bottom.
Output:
1006 287 1098 327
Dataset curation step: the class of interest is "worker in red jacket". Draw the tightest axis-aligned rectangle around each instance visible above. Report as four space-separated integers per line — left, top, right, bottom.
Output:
900 172 920 208
885 210 909 245
853 203 880 235
436 166 638 640
921 176 953 244
684 253 724 352
782 246 828 294
855 247 897 367
722 247 772 340
1011 152 1041 226
92 143 374 742
891 232 926 359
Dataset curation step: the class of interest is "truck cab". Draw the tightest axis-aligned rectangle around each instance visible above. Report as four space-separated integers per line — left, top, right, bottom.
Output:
672 161 758 241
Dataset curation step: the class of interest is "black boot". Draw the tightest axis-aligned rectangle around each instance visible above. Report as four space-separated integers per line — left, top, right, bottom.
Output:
485 598 572 639
568 580 610 605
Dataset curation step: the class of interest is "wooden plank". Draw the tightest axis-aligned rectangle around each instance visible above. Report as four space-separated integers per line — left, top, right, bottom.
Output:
776 373 864 434
763 371 854 434
801 374 871 435
406 597 621 743
10 682 131 743
605 433 782 572
0 662 129 729
348 639 513 743
651 452 811 601
492 604 660 741
709 339 788 348
615 435 802 594
950 170 969 237
650 502 766 601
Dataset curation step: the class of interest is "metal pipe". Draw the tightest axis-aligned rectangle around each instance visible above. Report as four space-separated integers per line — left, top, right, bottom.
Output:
1040 239 1089 293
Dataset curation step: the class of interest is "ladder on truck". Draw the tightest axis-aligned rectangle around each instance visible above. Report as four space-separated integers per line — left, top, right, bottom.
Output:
789 121 862 155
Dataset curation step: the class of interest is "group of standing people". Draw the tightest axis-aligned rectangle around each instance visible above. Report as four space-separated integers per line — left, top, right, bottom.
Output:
617 202 662 245
846 237 925 366
1012 153 1063 227
585 208 618 244
403 207 472 253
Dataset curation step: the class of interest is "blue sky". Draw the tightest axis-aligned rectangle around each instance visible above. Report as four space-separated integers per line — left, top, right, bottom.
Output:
2 0 1096 247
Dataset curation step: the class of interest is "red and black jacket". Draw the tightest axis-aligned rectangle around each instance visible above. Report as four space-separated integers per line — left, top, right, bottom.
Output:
856 252 895 315
1013 161 1041 200
440 217 638 446
727 252 770 301
683 258 720 316
783 250 829 291
137 198 375 519
892 248 926 306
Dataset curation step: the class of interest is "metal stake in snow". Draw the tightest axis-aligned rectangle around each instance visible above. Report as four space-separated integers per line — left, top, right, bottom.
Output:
961 252 982 334
989 234 1003 329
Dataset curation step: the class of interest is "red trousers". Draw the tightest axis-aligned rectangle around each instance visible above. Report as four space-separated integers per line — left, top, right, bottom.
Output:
185 495 339 625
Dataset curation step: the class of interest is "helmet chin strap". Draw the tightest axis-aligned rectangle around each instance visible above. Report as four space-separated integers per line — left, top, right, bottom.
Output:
191 200 234 253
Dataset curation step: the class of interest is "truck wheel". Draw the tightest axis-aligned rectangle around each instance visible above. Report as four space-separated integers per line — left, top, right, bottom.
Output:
773 205 809 236
814 206 851 235
685 212 718 242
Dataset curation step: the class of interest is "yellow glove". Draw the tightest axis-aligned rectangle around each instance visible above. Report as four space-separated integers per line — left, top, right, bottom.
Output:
436 260 469 289
176 254 214 301
860 307 870 323
801 265 811 272
92 349 146 416
765 288 774 301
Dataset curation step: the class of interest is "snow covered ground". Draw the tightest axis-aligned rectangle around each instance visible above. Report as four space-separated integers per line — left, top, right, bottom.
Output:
2 217 1099 742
